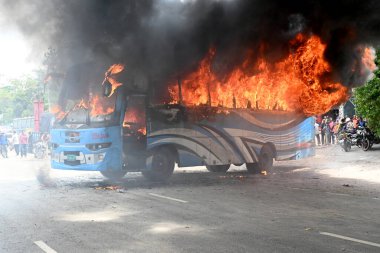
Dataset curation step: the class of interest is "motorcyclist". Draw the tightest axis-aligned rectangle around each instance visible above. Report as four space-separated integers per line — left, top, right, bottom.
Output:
345 118 355 133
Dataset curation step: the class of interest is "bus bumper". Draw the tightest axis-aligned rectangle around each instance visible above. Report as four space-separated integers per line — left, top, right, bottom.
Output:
50 147 122 172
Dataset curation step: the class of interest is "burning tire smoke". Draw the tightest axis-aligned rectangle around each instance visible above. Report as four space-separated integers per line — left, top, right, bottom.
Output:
1 0 379 115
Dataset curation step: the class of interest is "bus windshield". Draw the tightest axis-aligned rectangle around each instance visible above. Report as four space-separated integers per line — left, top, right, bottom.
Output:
47 62 118 126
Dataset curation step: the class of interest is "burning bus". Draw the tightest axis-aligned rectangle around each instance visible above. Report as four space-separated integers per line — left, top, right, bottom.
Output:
50 76 315 181
49 33 353 181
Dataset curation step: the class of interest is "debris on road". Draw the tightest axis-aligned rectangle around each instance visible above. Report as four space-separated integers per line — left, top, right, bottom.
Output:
219 175 247 180
94 185 127 193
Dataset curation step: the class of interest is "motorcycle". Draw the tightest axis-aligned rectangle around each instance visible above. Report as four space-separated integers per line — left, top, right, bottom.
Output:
338 132 352 152
350 127 364 148
338 127 365 152
34 141 47 159
361 126 380 151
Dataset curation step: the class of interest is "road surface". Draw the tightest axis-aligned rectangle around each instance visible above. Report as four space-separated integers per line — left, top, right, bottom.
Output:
0 145 379 252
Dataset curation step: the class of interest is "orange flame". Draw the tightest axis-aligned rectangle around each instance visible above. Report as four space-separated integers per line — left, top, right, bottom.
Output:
50 95 114 119
123 108 146 136
170 34 350 116
362 47 377 72
103 64 125 97
89 95 114 117
50 105 65 120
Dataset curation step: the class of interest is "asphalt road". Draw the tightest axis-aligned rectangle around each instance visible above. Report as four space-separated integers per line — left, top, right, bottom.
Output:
0 145 379 253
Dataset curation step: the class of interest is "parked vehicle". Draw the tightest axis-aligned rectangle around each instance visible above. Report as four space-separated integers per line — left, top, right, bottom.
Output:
338 131 352 152
361 127 380 151
34 141 47 159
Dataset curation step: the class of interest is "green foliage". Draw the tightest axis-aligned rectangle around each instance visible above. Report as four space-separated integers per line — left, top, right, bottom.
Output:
354 50 380 135
0 76 44 124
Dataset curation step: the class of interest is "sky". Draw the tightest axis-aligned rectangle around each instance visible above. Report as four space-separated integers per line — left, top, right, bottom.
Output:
0 26 39 85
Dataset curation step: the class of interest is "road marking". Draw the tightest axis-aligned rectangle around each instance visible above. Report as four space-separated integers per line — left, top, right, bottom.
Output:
34 241 58 253
291 187 311 191
326 192 350 196
319 232 380 248
149 193 188 203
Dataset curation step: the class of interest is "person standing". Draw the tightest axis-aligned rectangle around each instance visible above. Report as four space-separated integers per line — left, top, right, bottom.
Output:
28 132 34 154
333 119 340 144
325 118 331 145
19 130 28 158
328 117 335 144
0 132 8 158
12 131 20 156
320 118 327 145
314 121 321 146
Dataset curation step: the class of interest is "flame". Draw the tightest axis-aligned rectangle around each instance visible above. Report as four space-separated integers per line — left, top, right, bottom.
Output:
170 34 351 116
89 95 114 117
103 64 125 97
123 108 146 136
362 47 377 72
50 95 114 119
50 105 65 120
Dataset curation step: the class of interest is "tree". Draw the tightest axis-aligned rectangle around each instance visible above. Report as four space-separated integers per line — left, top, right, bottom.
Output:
354 50 380 135
0 76 44 124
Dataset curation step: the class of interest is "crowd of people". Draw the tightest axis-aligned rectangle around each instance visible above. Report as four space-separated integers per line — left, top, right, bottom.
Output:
314 115 366 146
0 130 49 158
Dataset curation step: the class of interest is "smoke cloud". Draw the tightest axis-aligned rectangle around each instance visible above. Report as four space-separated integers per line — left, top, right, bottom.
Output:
1 0 380 95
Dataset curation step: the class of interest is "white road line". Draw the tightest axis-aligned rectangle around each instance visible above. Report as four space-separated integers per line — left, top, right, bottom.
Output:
291 187 309 191
34 241 58 253
326 192 350 196
149 193 188 203
319 232 380 248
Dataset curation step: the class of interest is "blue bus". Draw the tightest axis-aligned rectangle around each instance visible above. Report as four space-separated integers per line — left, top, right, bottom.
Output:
50 67 315 181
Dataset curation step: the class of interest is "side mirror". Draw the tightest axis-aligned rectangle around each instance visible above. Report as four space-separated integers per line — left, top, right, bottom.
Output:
103 80 112 97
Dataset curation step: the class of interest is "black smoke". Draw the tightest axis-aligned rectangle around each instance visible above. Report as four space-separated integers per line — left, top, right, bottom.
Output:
2 0 380 94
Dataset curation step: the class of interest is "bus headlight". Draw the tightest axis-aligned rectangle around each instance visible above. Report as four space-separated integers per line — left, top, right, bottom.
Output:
85 153 106 164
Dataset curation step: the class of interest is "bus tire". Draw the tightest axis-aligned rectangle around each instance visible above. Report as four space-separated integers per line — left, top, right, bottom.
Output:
247 145 274 174
246 163 260 174
206 165 230 173
259 145 274 171
142 147 175 182
100 170 127 181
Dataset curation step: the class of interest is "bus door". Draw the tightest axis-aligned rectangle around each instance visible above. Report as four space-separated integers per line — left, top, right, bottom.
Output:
122 95 147 171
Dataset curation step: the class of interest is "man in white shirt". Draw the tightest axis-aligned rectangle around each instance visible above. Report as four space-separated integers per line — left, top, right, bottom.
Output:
12 131 20 156
314 122 321 146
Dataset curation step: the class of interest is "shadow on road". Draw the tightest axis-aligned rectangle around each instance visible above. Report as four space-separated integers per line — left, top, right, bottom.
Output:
53 164 307 191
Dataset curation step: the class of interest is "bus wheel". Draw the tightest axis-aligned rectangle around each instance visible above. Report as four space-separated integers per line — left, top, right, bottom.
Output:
206 165 230 173
100 170 127 181
247 145 274 174
246 163 260 174
142 148 175 182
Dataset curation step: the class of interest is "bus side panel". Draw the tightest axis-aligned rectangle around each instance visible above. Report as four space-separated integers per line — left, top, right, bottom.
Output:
276 117 316 161
148 107 315 167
